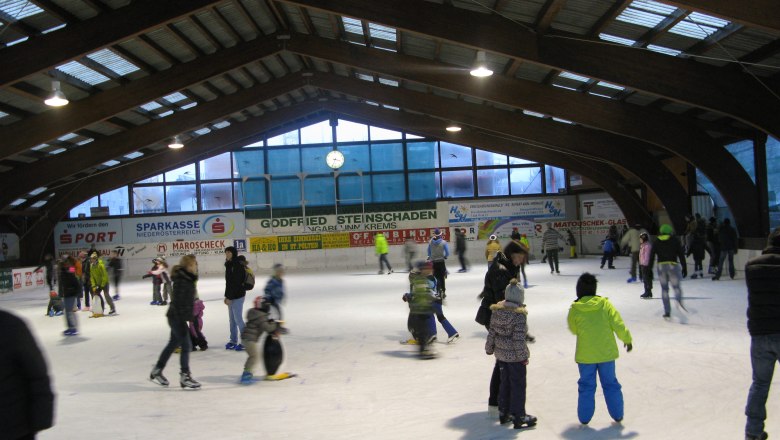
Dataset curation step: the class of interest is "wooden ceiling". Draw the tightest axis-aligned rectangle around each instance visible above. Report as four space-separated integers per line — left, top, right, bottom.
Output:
1 0 779 256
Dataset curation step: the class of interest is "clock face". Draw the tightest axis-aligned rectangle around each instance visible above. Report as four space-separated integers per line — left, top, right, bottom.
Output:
326 150 345 169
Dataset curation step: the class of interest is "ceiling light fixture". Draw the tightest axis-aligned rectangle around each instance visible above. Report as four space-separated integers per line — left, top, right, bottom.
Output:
445 122 462 132
470 51 493 77
168 135 184 149
44 80 69 107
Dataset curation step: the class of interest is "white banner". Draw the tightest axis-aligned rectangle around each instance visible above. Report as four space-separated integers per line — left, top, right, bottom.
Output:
581 198 624 219
55 219 124 248
448 198 565 223
12 266 46 291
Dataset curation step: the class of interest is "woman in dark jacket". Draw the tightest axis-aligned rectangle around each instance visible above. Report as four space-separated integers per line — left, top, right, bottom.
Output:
60 256 81 336
150 254 201 389
224 246 247 351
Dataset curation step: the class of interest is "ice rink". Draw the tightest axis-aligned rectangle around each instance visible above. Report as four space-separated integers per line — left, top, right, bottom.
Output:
2 255 775 440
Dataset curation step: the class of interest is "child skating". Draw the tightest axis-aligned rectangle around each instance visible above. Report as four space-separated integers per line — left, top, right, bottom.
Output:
189 298 208 351
240 296 285 384
402 261 436 359
639 232 654 299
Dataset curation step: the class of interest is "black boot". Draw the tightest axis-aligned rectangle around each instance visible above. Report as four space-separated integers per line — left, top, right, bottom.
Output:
514 414 538 429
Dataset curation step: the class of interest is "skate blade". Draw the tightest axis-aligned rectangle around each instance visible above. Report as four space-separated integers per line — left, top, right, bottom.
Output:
265 373 296 381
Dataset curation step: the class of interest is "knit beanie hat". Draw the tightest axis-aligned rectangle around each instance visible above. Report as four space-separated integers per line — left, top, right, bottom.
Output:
504 240 525 256
659 224 673 235
504 278 524 305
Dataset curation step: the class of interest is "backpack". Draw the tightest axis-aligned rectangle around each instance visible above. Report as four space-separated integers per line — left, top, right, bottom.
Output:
243 266 255 290
602 239 614 254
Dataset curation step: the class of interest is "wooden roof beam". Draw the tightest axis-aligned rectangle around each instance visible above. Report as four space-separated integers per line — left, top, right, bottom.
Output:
534 0 567 34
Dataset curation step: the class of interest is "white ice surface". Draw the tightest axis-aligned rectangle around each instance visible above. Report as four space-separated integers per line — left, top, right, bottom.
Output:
2 256 776 440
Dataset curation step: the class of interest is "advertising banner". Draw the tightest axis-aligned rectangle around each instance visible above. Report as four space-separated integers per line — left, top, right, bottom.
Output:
246 207 444 235
248 228 447 253
0 233 20 262
581 198 624 219
448 198 565 223
12 267 45 291
476 218 536 240
55 219 124 248
349 228 450 247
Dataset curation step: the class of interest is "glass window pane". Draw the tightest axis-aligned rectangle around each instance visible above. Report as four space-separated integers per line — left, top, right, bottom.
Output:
406 133 424 139
70 196 98 218
476 149 507 166
199 152 232 180
239 179 267 209
234 182 244 209
441 170 474 198
726 140 756 184
336 119 369 142
267 129 299 146
767 137 780 230
268 148 300 175
371 143 404 171
440 142 472 168
510 167 543 195
338 174 371 204
545 165 566 194
300 120 333 144
477 169 509 197
370 126 402 141
372 173 405 202
305 176 335 207
133 186 164 214
408 172 437 201
100 186 128 215
234 150 264 177
201 183 233 211
270 178 300 208
338 144 370 172
137 174 162 184
509 156 535 165
165 184 197 213
302 146 334 174
406 141 436 170
165 164 196 182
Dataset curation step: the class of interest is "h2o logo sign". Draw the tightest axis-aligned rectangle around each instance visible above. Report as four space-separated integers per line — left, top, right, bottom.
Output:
202 215 235 238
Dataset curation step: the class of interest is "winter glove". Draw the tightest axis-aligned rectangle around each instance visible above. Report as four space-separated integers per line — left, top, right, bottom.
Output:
521 359 529 365
625 343 633 352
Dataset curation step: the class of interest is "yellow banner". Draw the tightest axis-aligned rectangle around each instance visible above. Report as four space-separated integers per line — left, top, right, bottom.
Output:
322 233 350 249
249 236 279 253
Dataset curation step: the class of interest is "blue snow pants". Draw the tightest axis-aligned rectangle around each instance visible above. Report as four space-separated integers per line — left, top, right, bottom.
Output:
577 361 623 424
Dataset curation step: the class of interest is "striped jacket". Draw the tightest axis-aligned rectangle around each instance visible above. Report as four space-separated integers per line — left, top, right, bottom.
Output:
542 228 564 251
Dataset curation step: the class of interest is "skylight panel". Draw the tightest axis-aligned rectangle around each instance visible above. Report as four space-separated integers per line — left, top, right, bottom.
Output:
0 110 7 119
58 133 78 141
140 101 162 111
42 23 67 34
523 110 545 118
158 110 174 117
365 101 380 106
49 148 67 155
599 33 635 46
124 152 144 159
356 73 374 82
193 128 211 135
647 44 682 56
341 16 364 36
629 0 676 15
87 48 140 76
378 77 399 87
5 36 28 46
552 84 578 91
589 92 614 99
29 187 47 196
669 12 728 39
616 8 667 28
55 61 110 86
31 200 48 208
213 121 231 129
382 105 400 111
31 144 48 151
0 0 44 19
688 11 729 28
76 138 94 146
552 117 574 124
596 81 625 90
368 22 396 42
559 71 591 82
162 92 187 103
10 198 26 206
103 160 120 167
180 102 198 110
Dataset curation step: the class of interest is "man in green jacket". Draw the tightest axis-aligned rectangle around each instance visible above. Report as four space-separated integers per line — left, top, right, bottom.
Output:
89 252 116 315
375 232 393 275
567 273 632 425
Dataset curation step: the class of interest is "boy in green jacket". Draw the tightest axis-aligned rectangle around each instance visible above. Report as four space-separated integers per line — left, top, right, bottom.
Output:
375 232 393 275
89 252 116 315
567 273 632 425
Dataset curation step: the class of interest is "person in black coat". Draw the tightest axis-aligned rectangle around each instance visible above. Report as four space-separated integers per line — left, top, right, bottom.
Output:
59 256 81 336
0 309 55 439
455 228 468 273
648 224 687 319
150 255 201 389
714 218 739 280
744 227 780 440
224 246 247 351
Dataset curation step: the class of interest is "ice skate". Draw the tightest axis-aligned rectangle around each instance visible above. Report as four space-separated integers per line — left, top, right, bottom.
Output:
499 413 514 425
420 348 437 359
225 342 236 350
179 372 201 389
513 414 537 429
745 432 768 440
447 333 460 343
112 295 120 301
400 338 419 345
149 368 169 386
239 371 255 385
640 293 652 299
234 343 245 351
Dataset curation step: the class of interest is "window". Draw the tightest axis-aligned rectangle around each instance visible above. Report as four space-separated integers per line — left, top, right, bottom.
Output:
372 174 405 202
240 179 267 209
234 150 264 177
305 177 335 206
408 172 437 201
137 174 163 184
545 166 567 194
726 140 755 184
133 187 164 214
267 148 300 175
336 119 369 142
406 142 436 169
165 164 196 182
370 126 402 141
199 152 232 180
476 149 507 166
201 183 233 211
70 196 99 218
441 170 474 198
337 144 370 172
165 185 197 213
509 156 535 165
371 143 404 171
767 137 780 230
267 129 299 146
300 120 332 144
100 187 129 216
338 174 370 204
301 146 334 174
477 169 509 197
270 178 301 208
510 167 543 195
440 142 472 168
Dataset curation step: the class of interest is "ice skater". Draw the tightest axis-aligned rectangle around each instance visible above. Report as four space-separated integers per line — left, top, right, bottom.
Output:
510 231 530 288
485 235 501 269
263 263 286 323
639 232 654 299
35 253 55 292
107 250 123 301
150 254 201 389
542 223 564 274
189 297 208 351
455 228 468 272
567 273 633 425
427 229 450 298
150 257 172 305
89 252 115 315
404 237 416 272
375 232 393 274
143 258 164 305
240 296 281 384
224 246 247 351
59 256 80 336
648 224 687 319
402 260 436 359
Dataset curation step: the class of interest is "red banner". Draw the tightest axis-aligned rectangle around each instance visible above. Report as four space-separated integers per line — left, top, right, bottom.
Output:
349 228 451 247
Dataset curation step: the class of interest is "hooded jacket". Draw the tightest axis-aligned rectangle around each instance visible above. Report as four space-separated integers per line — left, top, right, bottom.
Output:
480 252 519 313
648 234 686 270
485 240 501 262
224 247 247 300
89 259 108 289
167 267 197 322
567 295 632 364
374 233 389 255
745 241 780 336
427 236 449 262
620 228 642 253
486 301 529 363
242 306 279 343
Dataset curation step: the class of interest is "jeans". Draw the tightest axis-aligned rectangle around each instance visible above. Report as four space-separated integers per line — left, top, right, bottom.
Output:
499 361 527 418
657 263 683 315
546 249 559 272
431 302 457 337
577 361 623 424
63 296 78 331
717 249 736 279
378 253 392 272
745 334 780 437
155 317 192 374
227 296 246 344
405 251 415 271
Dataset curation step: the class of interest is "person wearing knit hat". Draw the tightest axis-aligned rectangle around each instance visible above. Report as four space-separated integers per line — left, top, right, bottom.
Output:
486 278 536 429
542 223 565 274
648 224 687 319
427 230 450 298
485 235 501 269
